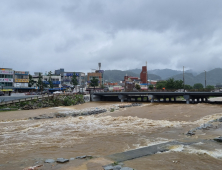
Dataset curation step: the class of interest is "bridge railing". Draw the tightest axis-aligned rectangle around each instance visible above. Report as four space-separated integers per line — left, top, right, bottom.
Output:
94 89 214 93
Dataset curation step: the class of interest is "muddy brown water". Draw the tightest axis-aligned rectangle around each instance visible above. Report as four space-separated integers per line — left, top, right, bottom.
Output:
0 102 222 170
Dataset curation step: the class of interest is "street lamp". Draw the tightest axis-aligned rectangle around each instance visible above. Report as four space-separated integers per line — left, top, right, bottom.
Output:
183 66 185 92
204 70 206 88
60 74 62 91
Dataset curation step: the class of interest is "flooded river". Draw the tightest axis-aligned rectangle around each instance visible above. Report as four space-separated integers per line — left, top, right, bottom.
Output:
0 102 222 170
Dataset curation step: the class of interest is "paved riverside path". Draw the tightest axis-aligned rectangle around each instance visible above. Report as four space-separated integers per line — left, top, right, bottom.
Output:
106 141 195 162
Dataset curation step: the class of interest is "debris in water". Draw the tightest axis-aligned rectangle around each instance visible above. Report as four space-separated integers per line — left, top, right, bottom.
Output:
23 165 43 170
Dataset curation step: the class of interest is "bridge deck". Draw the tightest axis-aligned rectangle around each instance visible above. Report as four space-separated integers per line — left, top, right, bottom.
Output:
91 92 222 104
93 92 222 96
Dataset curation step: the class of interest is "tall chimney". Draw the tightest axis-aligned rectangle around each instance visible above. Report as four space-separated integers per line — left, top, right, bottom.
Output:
98 63 101 70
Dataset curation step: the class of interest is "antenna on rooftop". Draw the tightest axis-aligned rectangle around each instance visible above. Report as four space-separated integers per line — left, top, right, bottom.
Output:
98 63 101 70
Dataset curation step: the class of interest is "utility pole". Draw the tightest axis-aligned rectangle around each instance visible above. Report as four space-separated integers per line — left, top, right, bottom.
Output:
183 66 185 92
204 70 206 88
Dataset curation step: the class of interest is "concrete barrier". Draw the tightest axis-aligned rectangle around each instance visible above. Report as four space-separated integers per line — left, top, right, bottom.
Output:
11 93 26 96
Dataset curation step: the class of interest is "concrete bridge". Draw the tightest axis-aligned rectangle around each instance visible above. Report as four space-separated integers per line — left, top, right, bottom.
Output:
91 92 222 104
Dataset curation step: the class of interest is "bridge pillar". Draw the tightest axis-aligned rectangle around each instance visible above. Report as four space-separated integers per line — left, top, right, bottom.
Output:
141 97 144 102
183 95 190 104
163 97 166 102
148 95 154 103
205 97 208 102
197 98 199 103
174 97 176 101
90 94 101 102
186 99 190 104
157 98 160 102
169 98 171 102
118 95 126 102
192 98 195 104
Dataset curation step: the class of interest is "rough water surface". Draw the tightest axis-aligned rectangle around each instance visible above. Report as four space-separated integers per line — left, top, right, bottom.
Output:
0 102 222 170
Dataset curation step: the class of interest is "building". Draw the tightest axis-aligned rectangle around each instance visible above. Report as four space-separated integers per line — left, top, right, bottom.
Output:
140 66 147 84
87 70 103 88
14 71 29 88
148 80 157 85
13 71 34 92
54 68 85 87
32 72 61 89
0 68 14 95
42 75 61 88
122 75 136 91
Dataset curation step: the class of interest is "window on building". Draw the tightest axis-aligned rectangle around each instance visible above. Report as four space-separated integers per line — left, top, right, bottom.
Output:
5 82 12 86
0 82 13 86
5 75 13 78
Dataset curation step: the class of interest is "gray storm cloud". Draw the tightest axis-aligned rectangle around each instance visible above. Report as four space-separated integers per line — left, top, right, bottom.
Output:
0 0 222 73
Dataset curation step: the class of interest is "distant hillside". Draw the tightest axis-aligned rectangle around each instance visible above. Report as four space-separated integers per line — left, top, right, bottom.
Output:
103 70 161 82
169 68 222 86
169 73 195 86
103 70 137 82
127 68 198 80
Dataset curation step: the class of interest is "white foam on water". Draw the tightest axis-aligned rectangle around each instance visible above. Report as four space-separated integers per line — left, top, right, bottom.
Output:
167 144 222 159
193 142 204 145
169 145 185 152
0 115 188 154
193 113 222 125
185 146 222 159
129 137 170 150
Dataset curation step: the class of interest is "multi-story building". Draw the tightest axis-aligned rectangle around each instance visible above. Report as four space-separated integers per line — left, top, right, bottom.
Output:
87 70 104 88
32 72 61 89
13 71 34 92
42 75 61 88
55 68 85 87
0 68 14 94
14 71 29 88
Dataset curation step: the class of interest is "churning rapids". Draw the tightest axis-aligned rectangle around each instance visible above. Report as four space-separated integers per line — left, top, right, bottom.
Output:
0 101 222 170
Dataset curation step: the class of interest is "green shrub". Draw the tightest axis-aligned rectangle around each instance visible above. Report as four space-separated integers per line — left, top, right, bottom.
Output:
110 108 115 112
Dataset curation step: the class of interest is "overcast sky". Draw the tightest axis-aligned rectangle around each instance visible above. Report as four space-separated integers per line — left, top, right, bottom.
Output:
1 0 222 74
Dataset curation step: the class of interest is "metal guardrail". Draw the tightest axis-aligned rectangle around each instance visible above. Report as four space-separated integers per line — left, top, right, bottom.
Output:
0 95 50 106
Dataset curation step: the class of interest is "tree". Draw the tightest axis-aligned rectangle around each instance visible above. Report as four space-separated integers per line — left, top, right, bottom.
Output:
36 73 44 91
100 84 105 89
165 78 175 89
206 85 214 91
71 72 78 91
28 74 35 87
135 84 141 90
149 84 154 90
48 71 53 89
165 78 183 89
90 77 99 89
174 80 183 89
193 83 204 90
184 84 193 90
156 81 166 89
